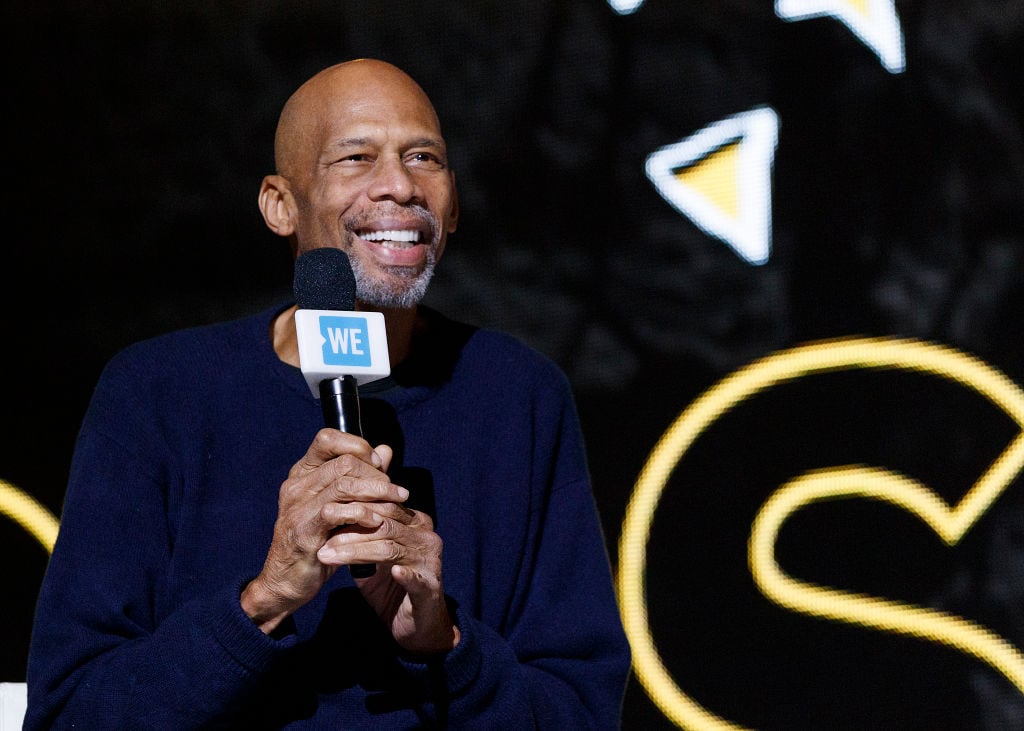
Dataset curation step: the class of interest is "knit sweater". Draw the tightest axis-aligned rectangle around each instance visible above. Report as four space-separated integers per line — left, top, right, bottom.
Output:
25 304 631 729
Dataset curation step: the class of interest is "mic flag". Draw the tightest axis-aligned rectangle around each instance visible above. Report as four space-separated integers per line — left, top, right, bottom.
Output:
293 248 391 399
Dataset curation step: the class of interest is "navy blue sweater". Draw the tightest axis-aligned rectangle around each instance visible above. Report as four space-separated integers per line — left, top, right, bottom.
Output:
26 305 631 729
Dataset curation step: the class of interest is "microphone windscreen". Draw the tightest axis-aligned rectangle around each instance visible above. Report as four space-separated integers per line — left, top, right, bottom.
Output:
294 248 357 311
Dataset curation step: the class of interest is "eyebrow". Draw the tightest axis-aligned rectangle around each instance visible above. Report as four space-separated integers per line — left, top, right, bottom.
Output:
332 136 446 150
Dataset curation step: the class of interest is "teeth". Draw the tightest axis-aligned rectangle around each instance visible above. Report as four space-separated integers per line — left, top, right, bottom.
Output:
360 229 421 245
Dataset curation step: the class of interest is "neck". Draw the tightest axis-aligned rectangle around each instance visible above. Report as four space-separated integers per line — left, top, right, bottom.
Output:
272 303 418 368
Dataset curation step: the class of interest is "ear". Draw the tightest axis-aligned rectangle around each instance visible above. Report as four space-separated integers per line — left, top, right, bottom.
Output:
446 171 460 234
258 175 296 237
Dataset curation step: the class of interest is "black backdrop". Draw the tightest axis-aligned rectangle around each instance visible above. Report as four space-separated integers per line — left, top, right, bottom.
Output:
3 1 1024 728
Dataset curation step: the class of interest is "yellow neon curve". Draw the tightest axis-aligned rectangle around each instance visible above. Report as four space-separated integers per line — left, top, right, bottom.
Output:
617 336 1024 730
749 463 1024 692
1 478 59 553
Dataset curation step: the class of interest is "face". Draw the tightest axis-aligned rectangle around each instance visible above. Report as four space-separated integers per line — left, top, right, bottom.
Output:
267 61 459 309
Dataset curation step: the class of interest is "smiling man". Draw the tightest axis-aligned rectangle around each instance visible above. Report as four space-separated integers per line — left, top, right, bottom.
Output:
25 59 631 729
262 60 458 315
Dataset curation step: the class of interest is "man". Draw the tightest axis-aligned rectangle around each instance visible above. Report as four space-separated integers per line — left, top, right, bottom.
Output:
25 59 631 728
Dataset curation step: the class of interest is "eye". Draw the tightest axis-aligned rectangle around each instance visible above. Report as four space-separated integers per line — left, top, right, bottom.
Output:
407 151 446 170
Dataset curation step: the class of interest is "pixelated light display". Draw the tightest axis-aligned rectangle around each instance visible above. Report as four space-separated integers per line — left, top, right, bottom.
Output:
618 336 1024 728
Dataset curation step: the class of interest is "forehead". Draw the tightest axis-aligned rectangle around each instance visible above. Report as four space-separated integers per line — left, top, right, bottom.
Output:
317 72 444 144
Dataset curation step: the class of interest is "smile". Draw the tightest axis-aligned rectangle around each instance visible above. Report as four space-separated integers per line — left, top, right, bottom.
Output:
357 229 422 248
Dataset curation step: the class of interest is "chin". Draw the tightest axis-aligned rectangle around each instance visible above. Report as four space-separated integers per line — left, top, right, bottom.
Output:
358 277 432 309
354 259 435 309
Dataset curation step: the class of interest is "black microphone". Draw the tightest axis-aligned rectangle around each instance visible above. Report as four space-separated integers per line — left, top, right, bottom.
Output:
294 247 386 578
294 248 363 437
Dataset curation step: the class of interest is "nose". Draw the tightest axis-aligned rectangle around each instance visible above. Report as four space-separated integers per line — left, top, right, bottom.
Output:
368 155 419 204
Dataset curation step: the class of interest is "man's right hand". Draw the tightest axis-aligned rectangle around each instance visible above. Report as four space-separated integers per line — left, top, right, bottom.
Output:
240 429 406 634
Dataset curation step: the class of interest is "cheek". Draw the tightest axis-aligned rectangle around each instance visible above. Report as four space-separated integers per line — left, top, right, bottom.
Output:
314 176 362 212
429 189 457 230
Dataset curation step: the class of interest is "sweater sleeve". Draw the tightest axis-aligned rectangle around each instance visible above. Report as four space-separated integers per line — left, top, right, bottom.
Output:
24 352 294 730
450 486 630 730
397 370 632 729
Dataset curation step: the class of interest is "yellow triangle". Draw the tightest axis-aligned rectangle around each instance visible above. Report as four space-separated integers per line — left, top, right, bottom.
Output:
846 0 870 19
673 141 741 221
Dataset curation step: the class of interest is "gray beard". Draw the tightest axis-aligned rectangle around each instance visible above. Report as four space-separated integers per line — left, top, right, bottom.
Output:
345 203 441 309
351 253 437 309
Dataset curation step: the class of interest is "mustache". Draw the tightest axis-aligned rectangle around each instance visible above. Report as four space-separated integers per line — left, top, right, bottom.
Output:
346 204 440 244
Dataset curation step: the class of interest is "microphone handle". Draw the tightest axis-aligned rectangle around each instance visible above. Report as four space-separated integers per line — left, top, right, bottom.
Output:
319 375 362 436
319 376 376 579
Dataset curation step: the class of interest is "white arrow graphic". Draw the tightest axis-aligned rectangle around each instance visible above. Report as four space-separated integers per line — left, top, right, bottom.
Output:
645 106 780 266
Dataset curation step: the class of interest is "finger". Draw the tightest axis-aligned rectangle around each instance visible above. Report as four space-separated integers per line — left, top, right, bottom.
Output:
316 535 401 567
320 501 392 531
389 563 442 597
289 429 379 478
373 443 394 472
278 457 385 513
286 447 398 506
345 512 439 561
314 503 419 565
316 512 434 566
323 473 409 505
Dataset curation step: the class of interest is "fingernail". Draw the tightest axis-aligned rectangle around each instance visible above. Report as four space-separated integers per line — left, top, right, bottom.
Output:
397 487 409 500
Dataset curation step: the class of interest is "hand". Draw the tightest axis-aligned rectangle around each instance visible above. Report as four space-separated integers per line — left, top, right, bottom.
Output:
317 491 460 657
241 429 405 633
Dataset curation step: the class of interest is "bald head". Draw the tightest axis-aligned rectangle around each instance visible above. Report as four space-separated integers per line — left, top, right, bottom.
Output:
274 59 443 180
258 58 458 311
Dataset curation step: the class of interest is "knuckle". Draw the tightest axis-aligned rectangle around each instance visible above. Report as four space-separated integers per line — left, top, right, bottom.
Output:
422 532 443 554
328 476 357 500
278 476 305 500
332 454 360 476
313 428 335 448
368 479 395 498
318 502 337 524
384 540 403 563
372 516 393 538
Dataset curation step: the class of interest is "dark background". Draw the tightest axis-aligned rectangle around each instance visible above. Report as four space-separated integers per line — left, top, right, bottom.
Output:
3 1 1023 728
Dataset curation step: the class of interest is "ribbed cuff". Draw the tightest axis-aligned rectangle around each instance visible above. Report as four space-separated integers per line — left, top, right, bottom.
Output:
205 577 299 674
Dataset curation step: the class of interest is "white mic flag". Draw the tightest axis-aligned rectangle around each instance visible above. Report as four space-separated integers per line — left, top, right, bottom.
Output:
294 309 391 397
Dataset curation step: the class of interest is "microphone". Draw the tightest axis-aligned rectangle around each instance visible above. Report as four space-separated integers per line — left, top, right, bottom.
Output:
293 247 391 578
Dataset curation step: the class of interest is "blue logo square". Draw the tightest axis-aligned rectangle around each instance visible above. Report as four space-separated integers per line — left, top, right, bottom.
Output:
319 316 372 367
